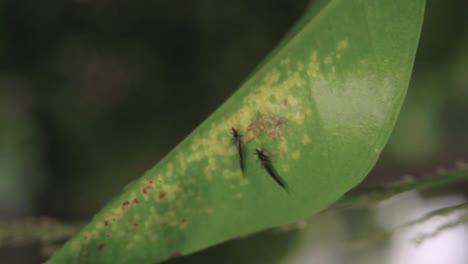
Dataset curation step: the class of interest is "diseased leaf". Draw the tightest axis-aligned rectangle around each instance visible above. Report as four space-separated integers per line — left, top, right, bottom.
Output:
48 0 425 263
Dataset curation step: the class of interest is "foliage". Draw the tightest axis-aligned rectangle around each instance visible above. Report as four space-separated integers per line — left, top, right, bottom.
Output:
46 0 425 263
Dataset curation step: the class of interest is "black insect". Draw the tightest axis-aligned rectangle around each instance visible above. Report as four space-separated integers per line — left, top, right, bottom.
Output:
231 128 244 171
255 148 287 191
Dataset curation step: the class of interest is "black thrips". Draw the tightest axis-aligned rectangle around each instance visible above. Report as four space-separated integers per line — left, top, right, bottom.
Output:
231 128 244 171
255 148 287 191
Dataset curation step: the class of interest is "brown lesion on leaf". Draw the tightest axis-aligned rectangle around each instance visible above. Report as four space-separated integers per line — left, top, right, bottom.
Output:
97 243 105 251
262 112 287 140
104 220 109 227
121 200 130 211
169 252 184 259
128 221 139 228
141 180 155 199
244 111 287 143
280 97 289 106
119 195 140 213
180 218 188 229
158 191 166 201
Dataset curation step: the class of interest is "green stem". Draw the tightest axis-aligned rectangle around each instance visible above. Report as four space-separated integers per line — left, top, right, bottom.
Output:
331 165 468 210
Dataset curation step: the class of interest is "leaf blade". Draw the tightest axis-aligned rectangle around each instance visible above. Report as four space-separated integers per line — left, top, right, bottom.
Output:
48 0 425 263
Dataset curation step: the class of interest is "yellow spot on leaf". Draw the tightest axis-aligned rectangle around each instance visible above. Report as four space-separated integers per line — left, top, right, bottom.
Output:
157 210 178 226
185 56 317 180
187 151 203 162
191 134 202 151
293 72 305 87
162 185 179 201
297 62 304 71
223 169 242 179
157 184 180 201
287 95 299 107
311 51 317 61
337 39 349 50
205 157 217 180
280 57 291 65
178 153 186 174
292 112 305 124
278 140 288 153
71 241 81 253
240 178 250 186
292 151 300 160
307 61 321 78
204 123 235 158
91 231 99 239
264 68 280 84
144 220 152 228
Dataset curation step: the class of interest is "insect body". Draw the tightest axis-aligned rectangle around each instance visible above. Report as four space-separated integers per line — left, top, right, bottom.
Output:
231 128 244 171
255 148 287 191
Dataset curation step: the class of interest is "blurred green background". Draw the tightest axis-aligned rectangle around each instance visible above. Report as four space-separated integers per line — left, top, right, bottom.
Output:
1 0 468 263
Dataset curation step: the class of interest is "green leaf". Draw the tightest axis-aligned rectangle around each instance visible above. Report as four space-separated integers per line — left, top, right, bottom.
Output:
48 0 425 263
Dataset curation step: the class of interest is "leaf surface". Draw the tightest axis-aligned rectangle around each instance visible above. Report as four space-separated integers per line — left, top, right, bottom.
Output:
48 0 425 263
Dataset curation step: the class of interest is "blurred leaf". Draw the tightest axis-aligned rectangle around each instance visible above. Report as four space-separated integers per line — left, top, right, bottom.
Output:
47 0 425 263
0 217 80 248
332 166 468 210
